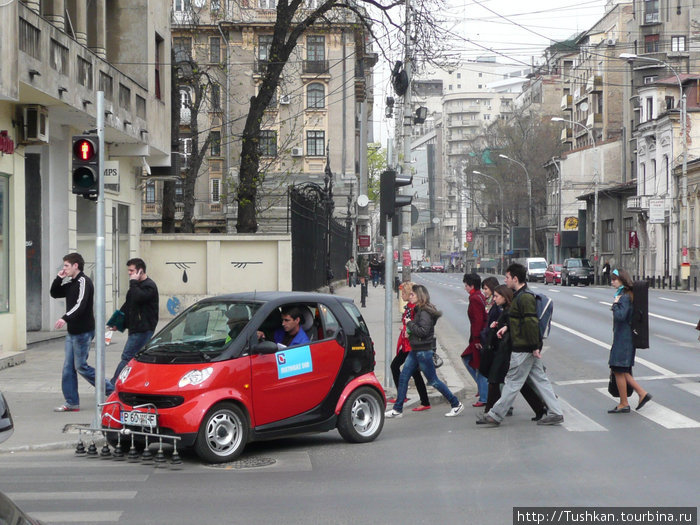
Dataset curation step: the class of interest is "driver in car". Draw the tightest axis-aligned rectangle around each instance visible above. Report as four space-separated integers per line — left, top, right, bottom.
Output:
257 306 310 348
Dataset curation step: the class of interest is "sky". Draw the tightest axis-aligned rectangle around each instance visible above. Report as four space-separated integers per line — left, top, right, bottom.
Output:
373 0 612 142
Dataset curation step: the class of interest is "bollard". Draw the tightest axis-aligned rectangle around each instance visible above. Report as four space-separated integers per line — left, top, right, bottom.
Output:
695 276 698 292
657 276 661 288
360 278 367 308
687 276 691 292
675 275 679 290
662 276 665 289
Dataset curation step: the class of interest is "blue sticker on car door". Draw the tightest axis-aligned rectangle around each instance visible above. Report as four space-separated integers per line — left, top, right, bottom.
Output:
276 345 313 379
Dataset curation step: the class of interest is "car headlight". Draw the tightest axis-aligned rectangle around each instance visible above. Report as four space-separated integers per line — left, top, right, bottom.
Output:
118 365 132 383
178 367 213 388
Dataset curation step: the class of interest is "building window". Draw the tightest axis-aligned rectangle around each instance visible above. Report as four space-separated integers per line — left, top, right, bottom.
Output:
50 39 69 75
644 0 659 23
258 35 273 60
210 131 221 156
457 84 461 89
119 84 131 111
306 130 325 156
136 95 146 119
456 73 461 79
643 75 657 85
210 36 220 63
211 83 220 110
173 37 192 62
99 72 113 101
211 0 221 12
307 83 325 108
211 178 221 203
174 0 191 11
645 97 653 121
259 130 277 156
602 219 615 252
259 0 276 8
307 36 325 61
175 179 184 203
77 57 93 89
623 217 634 250
0 175 8 313
19 18 40 59
155 33 164 100
145 181 156 204
644 34 659 53
664 155 670 194
478 84 482 89
672 36 687 52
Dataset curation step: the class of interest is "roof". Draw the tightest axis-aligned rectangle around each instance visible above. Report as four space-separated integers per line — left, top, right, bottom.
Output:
576 180 636 201
655 74 700 86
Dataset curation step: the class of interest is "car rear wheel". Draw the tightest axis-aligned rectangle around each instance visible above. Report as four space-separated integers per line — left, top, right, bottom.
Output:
337 387 384 443
194 402 248 463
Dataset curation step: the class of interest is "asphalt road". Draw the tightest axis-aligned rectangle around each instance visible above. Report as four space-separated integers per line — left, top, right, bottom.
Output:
1 273 698 524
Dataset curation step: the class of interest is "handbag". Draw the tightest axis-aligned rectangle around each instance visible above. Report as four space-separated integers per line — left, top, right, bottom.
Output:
432 351 443 368
608 370 633 398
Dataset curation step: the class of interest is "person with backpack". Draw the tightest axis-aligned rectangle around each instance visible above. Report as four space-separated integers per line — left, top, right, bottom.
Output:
608 268 652 413
476 263 564 426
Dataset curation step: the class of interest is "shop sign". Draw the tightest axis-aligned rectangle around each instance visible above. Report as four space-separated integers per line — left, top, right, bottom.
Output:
0 131 15 154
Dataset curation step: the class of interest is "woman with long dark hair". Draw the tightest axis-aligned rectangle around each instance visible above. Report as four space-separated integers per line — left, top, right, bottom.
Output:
608 268 652 413
385 284 464 418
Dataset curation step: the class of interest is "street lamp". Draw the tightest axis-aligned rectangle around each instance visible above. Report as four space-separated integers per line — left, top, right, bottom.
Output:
551 117 600 279
619 52 689 273
473 170 505 274
498 154 533 256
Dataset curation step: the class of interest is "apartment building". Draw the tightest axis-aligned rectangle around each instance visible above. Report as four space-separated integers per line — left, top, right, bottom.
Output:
0 0 171 355
155 0 376 235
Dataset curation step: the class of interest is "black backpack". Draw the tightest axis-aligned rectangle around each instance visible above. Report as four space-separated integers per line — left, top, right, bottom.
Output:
631 280 649 349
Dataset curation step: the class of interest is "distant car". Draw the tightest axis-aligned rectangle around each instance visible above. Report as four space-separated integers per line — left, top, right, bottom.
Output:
544 264 562 285
419 262 431 272
102 292 385 463
430 262 445 273
561 258 594 286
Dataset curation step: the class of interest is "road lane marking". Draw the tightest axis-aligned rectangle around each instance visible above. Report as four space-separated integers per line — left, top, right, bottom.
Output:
8 474 149 483
693 304 700 307
675 382 700 398
551 321 676 376
659 297 678 302
648 312 696 327
26 511 122 523
573 294 588 299
559 397 607 432
6 491 137 501
548 289 561 293
595 388 700 429
599 301 613 306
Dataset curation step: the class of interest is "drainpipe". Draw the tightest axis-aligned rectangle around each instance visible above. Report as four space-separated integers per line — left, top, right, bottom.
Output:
218 22 230 217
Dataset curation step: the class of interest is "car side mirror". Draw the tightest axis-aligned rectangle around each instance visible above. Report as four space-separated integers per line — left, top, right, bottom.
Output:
0 392 14 445
252 340 278 355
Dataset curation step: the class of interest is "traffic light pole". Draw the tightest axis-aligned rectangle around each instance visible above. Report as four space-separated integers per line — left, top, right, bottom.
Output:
93 91 106 428
400 0 413 282
384 218 394 390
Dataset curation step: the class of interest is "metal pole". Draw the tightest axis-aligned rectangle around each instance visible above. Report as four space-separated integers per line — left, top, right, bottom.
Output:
400 0 413 282
94 91 106 428
384 219 394 390
682 92 688 266
472 170 504 274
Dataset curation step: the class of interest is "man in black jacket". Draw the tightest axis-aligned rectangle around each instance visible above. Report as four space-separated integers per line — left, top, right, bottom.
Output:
50 252 114 412
110 258 159 384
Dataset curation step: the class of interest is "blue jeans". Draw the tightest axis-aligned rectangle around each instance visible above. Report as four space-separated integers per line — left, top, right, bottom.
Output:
111 330 153 384
393 350 459 412
62 331 113 407
462 355 488 403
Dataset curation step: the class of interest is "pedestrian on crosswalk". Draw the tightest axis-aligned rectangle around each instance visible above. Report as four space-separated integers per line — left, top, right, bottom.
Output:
608 268 652 413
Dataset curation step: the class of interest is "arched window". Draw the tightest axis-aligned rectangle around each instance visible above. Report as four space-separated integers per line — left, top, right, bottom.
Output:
307 83 325 109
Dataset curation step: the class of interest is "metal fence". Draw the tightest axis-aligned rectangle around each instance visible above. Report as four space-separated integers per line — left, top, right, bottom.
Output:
289 184 351 291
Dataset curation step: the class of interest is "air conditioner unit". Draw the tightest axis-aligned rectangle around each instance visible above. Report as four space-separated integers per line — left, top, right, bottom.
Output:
606 38 617 46
291 147 303 157
21 105 49 143
479 221 487 228
280 94 291 105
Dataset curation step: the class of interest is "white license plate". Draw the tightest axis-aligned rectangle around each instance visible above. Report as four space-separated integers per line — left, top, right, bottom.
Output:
121 410 157 427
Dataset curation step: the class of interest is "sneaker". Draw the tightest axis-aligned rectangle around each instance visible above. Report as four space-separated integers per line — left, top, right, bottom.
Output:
412 405 431 412
472 401 486 408
54 404 80 412
385 409 403 419
476 414 500 426
537 414 564 426
445 403 464 417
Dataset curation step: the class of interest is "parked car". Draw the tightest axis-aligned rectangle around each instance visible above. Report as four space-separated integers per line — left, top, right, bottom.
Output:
419 261 431 272
544 264 562 285
430 262 445 273
561 258 594 286
102 292 385 463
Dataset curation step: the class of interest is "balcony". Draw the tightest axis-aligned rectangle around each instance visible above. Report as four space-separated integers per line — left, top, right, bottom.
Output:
560 127 573 143
627 195 651 211
254 59 269 74
585 113 603 128
302 60 329 74
560 94 572 111
585 75 603 93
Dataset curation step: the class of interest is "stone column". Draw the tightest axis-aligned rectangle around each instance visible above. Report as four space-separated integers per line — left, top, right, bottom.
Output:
75 0 87 47
94 0 106 58
23 0 41 14
45 0 65 32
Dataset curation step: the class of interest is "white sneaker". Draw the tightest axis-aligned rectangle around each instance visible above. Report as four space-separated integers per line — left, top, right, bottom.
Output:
445 403 464 417
385 409 403 419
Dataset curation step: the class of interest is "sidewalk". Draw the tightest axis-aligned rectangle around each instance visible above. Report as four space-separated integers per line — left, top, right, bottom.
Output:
0 285 469 454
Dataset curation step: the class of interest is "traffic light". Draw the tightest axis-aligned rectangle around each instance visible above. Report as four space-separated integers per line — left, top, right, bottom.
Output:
379 169 412 220
71 135 98 198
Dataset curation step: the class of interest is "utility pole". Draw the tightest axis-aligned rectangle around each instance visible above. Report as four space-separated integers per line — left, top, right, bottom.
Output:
94 91 106 427
400 0 413 281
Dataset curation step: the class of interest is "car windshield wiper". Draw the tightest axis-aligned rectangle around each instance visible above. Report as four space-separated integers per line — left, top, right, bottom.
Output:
169 349 213 363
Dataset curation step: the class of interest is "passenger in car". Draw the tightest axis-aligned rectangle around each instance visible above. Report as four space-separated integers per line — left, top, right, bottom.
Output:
257 305 310 348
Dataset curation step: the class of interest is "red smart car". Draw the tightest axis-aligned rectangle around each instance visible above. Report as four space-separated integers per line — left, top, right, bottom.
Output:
102 292 385 463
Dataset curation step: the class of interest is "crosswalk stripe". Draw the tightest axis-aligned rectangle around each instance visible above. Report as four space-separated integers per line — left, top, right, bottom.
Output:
7 474 148 483
595 388 700 429
27 511 122 523
558 397 607 432
675 382 700 398
6 491 137 501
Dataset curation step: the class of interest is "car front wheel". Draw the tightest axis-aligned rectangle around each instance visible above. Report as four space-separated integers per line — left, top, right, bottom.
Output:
194 402 248 463
337 386 385 443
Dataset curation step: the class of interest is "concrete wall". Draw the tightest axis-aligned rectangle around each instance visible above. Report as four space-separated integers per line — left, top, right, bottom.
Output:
138 234 292 319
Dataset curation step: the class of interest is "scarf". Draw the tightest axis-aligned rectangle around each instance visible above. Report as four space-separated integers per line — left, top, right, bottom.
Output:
614 285 625 298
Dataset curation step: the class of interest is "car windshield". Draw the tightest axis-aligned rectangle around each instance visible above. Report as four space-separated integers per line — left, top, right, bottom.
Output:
553 265 562 271
568 260 581 268
530 261 547 269
142 301 262 359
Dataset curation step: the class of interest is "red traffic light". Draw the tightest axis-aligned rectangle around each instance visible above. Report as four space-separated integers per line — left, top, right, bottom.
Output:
73 139 95 161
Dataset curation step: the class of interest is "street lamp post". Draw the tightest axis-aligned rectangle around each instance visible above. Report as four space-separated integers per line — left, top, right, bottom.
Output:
499 154 533 256
473 170 505 274
619 52 689 277
552 117 600 281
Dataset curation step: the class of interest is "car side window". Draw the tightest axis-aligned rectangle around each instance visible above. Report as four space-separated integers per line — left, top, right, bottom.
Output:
318 303 340 340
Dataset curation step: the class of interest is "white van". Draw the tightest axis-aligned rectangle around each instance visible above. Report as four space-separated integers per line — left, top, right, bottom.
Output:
515 257 548 282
